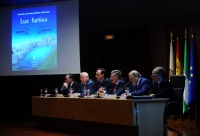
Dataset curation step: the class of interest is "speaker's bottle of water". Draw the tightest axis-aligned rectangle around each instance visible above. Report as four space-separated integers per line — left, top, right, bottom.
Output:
40 89 43 97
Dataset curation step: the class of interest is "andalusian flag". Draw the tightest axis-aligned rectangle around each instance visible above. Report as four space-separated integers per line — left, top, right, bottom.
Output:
176 37 182 75
188 34 196 105
169 31 175 73
183 29 189 114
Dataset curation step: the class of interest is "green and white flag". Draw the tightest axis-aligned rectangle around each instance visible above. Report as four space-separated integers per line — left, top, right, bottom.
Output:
183 31 189 114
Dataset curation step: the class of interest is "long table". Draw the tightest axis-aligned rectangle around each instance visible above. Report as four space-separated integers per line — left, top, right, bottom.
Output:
32 96 169 136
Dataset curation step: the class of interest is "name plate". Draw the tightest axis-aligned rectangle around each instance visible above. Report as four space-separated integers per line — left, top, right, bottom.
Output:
107 94 117 99
69 93 79 98
90 94 97 98
119 94 126 99
57 94 64 97
48 94 63 97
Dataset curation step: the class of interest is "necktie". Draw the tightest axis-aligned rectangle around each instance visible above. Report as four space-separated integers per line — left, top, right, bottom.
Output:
114 84 117 92
135 85 138 91
156 83 159 92
83 84 86 91
98 82 102 89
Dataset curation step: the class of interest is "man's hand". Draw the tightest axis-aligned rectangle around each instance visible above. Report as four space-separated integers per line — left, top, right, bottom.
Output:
62 82 68 89
150 94 155 97
98 92 105 97
98 87 104 93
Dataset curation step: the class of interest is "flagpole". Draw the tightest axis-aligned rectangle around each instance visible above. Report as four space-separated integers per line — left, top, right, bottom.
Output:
191 30 197 122
182 28 187 120
169 31 174 78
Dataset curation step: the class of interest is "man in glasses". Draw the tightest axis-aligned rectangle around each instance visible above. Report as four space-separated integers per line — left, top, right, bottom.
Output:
106 71 126 96
127 70 151 96
149 67 175 100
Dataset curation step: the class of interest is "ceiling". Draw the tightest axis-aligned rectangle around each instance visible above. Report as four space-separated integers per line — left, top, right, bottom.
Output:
1 0 200 31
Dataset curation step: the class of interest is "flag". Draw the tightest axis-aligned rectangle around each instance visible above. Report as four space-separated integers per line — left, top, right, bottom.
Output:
188 35 197 105
183 30 189 114
169 31 175 74
176 37 182 75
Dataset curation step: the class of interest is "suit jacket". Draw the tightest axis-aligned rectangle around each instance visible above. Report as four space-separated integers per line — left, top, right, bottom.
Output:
149 79 175 101
78 79 96 94
106 79 126 96
62 81 80 95
95 77 111 92
129 77 151 96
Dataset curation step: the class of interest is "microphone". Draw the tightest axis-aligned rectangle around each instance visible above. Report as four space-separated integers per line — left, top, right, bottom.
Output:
116 82 130 97
51 84 62 94
71 83 79 90
95 81 109 98
102 81 111 88
68 83 79 95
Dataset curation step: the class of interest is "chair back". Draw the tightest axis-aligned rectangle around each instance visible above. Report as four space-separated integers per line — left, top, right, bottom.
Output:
170 75 185 102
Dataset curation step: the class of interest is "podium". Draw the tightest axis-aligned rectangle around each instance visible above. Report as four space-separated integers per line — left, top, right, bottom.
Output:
32 96 168 136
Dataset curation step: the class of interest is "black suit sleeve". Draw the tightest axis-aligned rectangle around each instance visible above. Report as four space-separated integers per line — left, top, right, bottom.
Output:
116 82 126 96
62 87 69 95
155 80 174 100
71 82 80 93
148 82 157 94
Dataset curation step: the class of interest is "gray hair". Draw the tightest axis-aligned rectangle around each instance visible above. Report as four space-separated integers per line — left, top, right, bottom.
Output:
129 70 142 78
111 69 122 75
80 72 89 77
153 67 166 78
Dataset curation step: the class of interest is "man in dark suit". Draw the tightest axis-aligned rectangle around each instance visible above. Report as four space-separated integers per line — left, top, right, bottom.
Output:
149 67 175 100
110 69 125 81
128 70 151 96
61 74 79 95
106 71 126 96
78 72 96 94
95 68 111 93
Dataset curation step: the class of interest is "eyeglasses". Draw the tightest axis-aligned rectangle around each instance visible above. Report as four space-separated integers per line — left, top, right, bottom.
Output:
151 73 157 76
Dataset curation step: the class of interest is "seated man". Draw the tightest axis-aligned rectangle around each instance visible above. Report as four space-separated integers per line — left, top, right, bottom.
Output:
106 71 126 96
149 67 175 100
78 72 96 94
128 70 151 96
95 68 111 93
61 74 79 95
110 69 125 81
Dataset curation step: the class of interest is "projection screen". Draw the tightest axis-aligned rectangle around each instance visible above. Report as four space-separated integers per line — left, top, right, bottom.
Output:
0 0 80 76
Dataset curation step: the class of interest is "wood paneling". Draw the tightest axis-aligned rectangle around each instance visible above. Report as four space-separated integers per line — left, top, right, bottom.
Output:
32 97 134 126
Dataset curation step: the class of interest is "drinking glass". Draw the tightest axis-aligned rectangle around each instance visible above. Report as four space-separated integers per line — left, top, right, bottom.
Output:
86 88 90 98
103 87 107 94
69 88 73 94
55 88 58 94
44 88 48 94
125 87 130 96
83 89 87 97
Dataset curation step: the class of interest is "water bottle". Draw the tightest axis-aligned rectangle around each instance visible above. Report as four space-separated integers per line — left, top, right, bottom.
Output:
86 88 90 98
40 89 43 97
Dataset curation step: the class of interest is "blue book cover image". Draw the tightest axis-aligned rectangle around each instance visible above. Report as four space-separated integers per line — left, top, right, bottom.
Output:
12 5 57 71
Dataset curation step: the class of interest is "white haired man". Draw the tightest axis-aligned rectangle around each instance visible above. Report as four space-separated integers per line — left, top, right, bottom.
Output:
78 72 96 94
128 70 151 96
